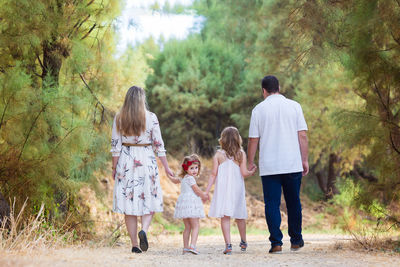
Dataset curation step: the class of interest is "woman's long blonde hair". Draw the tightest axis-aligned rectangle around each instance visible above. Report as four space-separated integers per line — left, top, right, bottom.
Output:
219 126 243 163
116 86 147 136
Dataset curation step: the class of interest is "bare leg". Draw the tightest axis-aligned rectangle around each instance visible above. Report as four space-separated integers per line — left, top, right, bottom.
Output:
183 219 191 249
141 213 154 232
125 215 138 247
189 218 200 247
235 219 247 242
221 216 231 244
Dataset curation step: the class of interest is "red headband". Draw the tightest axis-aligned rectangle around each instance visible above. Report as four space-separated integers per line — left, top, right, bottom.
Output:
182 160 200 171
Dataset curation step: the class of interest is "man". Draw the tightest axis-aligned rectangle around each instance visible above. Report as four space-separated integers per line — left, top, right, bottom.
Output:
247 75 309 254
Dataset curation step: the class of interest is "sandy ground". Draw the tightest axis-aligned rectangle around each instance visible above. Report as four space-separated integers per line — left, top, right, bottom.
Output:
1 234 400 267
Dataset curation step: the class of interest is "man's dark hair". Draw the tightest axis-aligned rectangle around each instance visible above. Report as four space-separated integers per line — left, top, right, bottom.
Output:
261 75 279 93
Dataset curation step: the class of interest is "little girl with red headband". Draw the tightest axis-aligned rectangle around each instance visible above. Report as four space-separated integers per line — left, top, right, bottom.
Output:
174 154 207 255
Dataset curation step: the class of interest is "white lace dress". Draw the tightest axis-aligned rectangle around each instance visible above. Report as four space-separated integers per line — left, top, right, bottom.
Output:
208 150 248 219
111 111 166 216
174 175 205 219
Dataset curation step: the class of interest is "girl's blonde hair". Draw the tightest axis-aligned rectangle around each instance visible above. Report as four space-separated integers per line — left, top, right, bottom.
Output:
219 126 243 163
116 86 147 136
180 154 201 177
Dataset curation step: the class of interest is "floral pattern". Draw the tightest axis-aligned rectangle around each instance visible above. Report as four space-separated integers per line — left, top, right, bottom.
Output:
111 111 165 216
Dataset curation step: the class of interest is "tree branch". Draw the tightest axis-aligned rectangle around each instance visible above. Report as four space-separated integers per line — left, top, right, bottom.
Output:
18 104 48 160
86 0 95 7
389 132 400 155
79 73 108 123
80 23 97 40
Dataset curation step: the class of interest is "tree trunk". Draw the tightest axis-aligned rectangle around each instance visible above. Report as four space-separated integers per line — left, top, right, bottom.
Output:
42 41 63 87
0 191 10 226
326 153 339 199
315 171 327 195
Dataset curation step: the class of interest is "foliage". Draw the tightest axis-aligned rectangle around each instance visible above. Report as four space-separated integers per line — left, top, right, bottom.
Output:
0 0 121 227
146 37 246 156
149 0 400 224
289 0 400 221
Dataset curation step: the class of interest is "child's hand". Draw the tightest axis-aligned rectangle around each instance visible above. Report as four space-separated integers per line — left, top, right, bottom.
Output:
170 176 181 184
249 165 257 175
201 193 208 202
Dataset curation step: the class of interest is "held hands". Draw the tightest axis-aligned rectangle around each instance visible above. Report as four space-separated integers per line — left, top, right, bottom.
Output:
248 162 257 175
201 192 209 203
166 168 180 184
249 165 257 175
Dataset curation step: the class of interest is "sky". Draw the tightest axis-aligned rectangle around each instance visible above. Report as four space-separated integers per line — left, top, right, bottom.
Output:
116 0 201 51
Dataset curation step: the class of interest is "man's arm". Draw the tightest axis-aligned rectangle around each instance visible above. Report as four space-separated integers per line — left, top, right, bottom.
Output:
247 137 259 169
298 130 309 176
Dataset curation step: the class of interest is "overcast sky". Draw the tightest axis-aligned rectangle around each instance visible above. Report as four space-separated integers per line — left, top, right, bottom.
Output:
116 0 201 51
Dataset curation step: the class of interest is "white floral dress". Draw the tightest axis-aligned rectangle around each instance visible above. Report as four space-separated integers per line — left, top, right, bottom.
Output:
174 175 205 219
111 111 166 216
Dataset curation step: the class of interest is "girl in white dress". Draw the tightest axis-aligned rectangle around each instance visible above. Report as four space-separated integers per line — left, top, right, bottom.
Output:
205 127 257 255
174 154 207 255
111 86 179 253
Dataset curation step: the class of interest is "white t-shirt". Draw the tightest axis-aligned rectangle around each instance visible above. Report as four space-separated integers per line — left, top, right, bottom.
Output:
248 94 308 176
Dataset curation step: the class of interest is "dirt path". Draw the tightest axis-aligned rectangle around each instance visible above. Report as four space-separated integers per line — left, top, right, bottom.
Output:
1 234 399 267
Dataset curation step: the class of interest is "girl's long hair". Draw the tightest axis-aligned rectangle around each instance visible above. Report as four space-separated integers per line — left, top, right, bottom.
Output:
116 86 147 136
179 154 201 178
219 126 243 163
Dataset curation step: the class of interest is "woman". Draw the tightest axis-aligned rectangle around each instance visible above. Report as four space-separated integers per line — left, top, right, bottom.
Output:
111 86 178 253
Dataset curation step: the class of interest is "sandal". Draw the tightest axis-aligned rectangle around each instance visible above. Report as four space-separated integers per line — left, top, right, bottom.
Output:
223 243 232 255
189 244 199 255
240 240 248 251
182 248 190 255
138 230 149 252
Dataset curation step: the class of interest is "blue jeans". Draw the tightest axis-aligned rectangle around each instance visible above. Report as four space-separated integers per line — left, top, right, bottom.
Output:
261 172 303 247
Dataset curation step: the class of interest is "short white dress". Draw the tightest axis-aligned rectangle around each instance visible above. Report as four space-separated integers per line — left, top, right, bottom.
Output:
208 150 248 219
174 175 205 219
111 111 166 216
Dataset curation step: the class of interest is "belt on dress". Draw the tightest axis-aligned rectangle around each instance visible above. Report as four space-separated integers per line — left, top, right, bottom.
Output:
122 143 152 147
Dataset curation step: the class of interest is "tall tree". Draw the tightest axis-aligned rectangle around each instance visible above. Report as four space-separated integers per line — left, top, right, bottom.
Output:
0 0 121 225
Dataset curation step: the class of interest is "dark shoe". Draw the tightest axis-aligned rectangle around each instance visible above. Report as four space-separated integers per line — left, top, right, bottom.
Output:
138 230 149 252
269 245 282 254
290 239 304 251
239 240 248 252
131 246 142 253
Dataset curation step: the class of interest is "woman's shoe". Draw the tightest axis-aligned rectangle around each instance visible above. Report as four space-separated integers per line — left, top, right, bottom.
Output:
223 243 232 255
239 240 248 251
131 246 142 253
189 245 199 255
138 230 149 252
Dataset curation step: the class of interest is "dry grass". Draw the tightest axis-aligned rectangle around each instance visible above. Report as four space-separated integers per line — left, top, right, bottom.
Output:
0 199 75 251
344 224 400 253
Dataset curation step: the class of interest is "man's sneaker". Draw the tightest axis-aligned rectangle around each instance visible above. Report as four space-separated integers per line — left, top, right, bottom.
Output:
269 245 282 254
138 230 149 252
239 240 248 251
131 246 142 253
223 243 232 255
290 240 304 252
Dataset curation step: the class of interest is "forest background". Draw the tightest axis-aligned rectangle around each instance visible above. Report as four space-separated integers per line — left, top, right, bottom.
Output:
0 0 399 250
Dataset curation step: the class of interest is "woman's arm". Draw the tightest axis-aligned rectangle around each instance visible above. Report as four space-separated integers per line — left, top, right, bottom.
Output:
205 153 219 194
111 115 122 180
240 151 257 178
112 156 119 180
